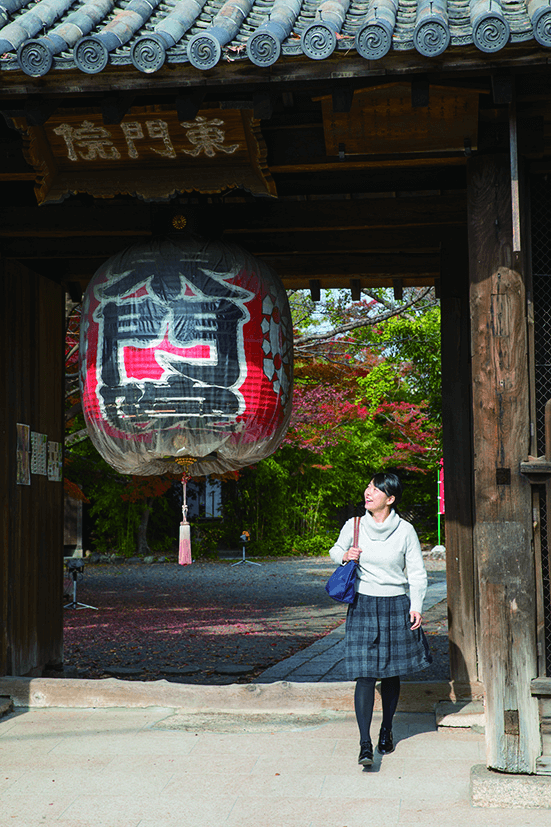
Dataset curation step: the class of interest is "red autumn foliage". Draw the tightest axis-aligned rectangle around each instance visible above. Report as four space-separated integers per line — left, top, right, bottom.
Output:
375 400 439 471
120 475 179 502
283 383 369 453
64 478 89 503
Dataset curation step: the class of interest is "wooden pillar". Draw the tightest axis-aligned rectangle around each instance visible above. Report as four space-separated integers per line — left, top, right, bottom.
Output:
440 231 478 691
467 153 540 772
0 261 64 677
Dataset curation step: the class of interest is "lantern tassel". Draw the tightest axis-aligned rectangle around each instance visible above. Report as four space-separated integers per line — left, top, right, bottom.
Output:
179 474 192 566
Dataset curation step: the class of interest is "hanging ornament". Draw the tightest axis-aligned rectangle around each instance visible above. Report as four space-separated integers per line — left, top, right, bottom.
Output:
175 457 194 566
178 472 193 566
79 236 293 478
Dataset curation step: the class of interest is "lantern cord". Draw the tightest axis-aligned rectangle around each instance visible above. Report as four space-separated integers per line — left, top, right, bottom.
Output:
179 472 192 566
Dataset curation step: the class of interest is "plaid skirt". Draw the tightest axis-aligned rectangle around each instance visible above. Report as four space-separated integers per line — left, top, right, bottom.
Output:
345 593 432 680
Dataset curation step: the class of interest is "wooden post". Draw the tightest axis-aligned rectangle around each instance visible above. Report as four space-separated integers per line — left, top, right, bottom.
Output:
467 153 540 773
440 231 478 691
0 262 64 677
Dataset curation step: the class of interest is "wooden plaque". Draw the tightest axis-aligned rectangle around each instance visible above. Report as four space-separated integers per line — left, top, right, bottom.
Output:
14 107 276 204
321 84 479 156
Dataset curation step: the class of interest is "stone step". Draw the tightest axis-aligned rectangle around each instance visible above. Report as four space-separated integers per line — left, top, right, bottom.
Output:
471 764 551 807
435 700 485 730
0 696 13 718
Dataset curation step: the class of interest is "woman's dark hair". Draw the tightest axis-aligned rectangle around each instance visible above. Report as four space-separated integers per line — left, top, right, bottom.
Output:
372 472 402 510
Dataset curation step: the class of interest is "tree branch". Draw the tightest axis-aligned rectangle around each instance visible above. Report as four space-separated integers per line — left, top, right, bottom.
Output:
65 428 88 447
294 288 434 347
65 343 79 362
65 400 82 421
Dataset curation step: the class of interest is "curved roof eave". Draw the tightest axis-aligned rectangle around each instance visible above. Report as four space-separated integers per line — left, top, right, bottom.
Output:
0 0 547 79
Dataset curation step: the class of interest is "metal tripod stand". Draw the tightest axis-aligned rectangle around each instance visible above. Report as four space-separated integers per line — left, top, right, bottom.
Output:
64 559 97 610
232 531 261 567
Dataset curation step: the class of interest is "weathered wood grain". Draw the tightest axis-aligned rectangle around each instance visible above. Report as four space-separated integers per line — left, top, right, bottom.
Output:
468 153 539 773
440 231 478 686
0 262 64 677
532 678 551 695
320 84 479 156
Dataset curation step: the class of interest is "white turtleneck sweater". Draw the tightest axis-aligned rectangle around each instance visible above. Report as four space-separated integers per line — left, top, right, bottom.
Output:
328 509 427 614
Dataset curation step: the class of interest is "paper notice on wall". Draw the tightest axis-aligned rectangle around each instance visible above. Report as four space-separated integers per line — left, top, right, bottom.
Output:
31 431 48 476
48 441 63 481
16 423 31 485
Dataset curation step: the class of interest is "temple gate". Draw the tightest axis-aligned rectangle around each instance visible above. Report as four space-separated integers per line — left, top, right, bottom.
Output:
1 0 551 779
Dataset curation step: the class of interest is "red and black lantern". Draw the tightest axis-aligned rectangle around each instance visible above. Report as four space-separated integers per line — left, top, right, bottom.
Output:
80 237 293 477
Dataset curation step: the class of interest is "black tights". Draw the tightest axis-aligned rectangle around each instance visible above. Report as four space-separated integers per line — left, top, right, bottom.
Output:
354 676 401 744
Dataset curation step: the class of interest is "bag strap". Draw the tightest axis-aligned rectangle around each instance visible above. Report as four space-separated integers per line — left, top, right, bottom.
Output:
353 516 360 548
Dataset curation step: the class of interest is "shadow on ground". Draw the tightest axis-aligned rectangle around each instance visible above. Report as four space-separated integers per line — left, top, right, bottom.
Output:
61 557 449 685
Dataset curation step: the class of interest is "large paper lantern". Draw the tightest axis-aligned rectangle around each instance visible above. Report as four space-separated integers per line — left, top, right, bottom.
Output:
79 237 293 478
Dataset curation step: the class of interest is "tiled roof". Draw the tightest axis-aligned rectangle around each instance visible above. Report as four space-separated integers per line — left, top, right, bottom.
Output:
0 0 547 77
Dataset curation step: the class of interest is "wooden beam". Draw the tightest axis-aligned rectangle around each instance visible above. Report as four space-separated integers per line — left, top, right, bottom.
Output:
3 247 440 277
274 165 467 200
467 152 539 773
531 678 551 695
0 230 447 260
219 195 467 233
309 279 321 302
350 279 361 301
65 281 83 303
0 236 153 259
411 77 430 108
6 261 435 291
0 195 466 240
175 89 205 121
0 172 36 181
393 279 403 301
332 84 354 114
101 92 135 125
0 206 152 237
269 157 466 174
492 73 513 105
223 227 453 254
0 226 458 255
260 252 440 278
283 276 434 290
0 44 545 98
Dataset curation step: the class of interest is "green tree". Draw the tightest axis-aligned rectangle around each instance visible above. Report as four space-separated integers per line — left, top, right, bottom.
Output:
239 287 443 550
359 306 442 422
64 286 443 556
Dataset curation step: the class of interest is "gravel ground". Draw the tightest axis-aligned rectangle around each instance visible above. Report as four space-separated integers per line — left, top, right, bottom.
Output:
62 556 449 685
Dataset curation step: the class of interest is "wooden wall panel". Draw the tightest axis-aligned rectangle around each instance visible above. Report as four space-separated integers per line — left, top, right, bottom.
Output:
0 261 64 677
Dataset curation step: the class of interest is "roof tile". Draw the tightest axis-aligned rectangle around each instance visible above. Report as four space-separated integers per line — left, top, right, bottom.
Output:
0 0 550 76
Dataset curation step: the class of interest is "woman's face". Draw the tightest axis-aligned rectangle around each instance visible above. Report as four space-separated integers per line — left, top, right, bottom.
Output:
364 480 395 514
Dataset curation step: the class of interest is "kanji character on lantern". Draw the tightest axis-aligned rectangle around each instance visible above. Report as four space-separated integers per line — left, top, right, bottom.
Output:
79 237 293 478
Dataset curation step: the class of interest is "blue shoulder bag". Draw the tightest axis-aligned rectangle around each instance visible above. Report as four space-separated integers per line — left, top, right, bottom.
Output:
325 516 360 603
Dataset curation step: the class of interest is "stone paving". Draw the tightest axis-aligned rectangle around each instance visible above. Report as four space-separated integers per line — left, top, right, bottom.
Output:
2 701 551 826
2 574 551 821
62 556 449 685
255 579 448 683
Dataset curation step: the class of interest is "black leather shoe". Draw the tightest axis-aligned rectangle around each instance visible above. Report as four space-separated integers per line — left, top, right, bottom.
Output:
377 727 395 754
358 740 373 766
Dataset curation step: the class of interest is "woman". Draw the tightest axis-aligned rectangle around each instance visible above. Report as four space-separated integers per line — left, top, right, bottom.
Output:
329 472 432 767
